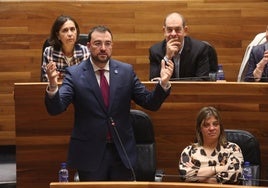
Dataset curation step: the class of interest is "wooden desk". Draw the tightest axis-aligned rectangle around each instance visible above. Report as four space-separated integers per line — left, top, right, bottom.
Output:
14 82 268 188
49 181 266 188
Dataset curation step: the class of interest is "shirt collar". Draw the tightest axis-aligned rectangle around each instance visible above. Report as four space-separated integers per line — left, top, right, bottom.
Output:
90 57 110 72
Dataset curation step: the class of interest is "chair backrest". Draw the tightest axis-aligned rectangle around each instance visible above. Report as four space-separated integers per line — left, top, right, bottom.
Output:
77 34 88 46
0 145 16 187
130 109 156 181
224 129 261 185
203 41 218 74
40 34 88 81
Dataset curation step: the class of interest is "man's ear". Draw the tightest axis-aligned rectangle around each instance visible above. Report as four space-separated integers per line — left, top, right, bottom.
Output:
183 26 189 36
162 26 166 35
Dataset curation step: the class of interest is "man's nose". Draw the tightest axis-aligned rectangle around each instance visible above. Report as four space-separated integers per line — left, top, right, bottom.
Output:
100 43 107 50
171 29 177 35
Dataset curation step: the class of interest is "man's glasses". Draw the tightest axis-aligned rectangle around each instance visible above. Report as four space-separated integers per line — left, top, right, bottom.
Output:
165 26 184 34
92 41 112 48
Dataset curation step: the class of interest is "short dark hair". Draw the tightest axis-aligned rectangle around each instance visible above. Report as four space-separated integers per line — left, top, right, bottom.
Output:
48 15 80 49
87 25 113 42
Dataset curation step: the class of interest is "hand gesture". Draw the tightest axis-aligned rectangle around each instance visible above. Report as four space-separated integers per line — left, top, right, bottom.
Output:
160 59 174 87
46 61 59 89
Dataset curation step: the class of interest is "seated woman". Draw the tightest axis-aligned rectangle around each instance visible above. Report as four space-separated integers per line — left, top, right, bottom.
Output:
41 15 90 82
179 106 244 184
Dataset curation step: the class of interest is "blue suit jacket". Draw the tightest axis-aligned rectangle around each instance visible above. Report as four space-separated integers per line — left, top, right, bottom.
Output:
149 36 210 81
45 58 170 171
244 43 268 82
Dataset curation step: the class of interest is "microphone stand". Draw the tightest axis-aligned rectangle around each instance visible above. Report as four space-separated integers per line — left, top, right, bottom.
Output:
158 173 268 184
109 117 137 181
151 73 217 82
169 73 217 82
169 76 211 81
156 173 221 183
239 177 268 182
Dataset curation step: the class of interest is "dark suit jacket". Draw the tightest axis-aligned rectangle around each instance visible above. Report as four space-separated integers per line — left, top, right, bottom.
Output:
45 58 170 172
244 43 268 82
149 36 210 81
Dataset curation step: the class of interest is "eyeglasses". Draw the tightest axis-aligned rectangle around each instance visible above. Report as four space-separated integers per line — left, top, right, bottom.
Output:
165 26 184 34
92 41 112 48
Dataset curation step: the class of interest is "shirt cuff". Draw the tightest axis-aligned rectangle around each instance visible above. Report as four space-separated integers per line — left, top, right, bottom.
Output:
159 80 171 91
46 85 58 97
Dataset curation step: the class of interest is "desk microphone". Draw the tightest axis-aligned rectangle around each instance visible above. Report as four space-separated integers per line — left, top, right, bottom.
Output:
244 76 268 81
109 117 137 181
157 173 217 179
155 173 221 183
169 77 212 81
169 76 210 81
168 73 217 82
157 172 268 184
238 177 268 182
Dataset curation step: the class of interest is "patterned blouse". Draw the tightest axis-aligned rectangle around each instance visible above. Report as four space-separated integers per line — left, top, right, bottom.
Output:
41 43 90 82
179 142 244 184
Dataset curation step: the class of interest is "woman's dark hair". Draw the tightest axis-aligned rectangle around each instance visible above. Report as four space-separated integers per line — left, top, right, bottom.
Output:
48 15 80 49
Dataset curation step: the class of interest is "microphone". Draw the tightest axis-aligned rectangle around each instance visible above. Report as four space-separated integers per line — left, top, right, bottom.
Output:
169 73 217 82
169 76 210 81
157 173 217 179
155 173 221 183
156 172 268 184
239 177 268 182
169 77 213 82
150 73 217 82
109 117 137 181
244 76 268 81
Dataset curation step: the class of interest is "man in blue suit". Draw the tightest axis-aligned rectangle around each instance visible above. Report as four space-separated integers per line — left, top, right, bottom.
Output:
45 25 174 181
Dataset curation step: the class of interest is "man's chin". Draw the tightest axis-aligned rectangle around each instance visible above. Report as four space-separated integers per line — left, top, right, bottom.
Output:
98 55 110 61
97 58 109 64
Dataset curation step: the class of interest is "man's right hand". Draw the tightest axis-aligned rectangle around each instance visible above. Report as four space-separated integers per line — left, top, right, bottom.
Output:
46 61 59 91
166 38 181 59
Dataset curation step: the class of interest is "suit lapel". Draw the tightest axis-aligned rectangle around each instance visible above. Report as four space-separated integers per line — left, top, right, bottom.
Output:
179 37 191 75
108 60 120 110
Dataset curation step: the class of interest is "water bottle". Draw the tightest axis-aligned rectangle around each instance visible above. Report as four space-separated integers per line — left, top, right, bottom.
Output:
243 161 253 186
216 64 225 81
58 162 69 182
